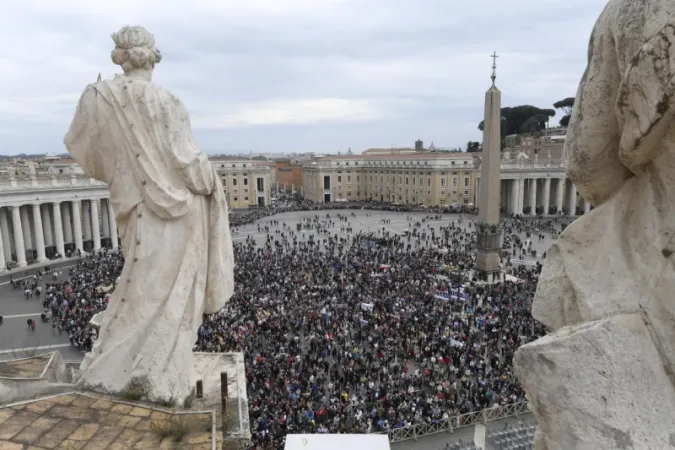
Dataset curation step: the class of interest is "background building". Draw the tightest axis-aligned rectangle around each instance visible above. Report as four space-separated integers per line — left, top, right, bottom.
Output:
275 160 304 194
504 126 567 160
303 152 478 206
210 157 272 209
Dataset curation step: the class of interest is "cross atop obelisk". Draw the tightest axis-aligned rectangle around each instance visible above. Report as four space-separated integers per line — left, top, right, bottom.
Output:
490 51 498 86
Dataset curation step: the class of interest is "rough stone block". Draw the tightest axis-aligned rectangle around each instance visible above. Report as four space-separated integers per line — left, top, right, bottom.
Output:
515 313 675 449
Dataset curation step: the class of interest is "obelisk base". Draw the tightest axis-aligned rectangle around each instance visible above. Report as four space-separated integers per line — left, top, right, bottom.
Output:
475 248 501 273
475 230 502 273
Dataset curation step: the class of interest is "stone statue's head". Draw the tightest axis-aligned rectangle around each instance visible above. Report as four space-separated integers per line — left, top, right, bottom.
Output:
111 26 162 74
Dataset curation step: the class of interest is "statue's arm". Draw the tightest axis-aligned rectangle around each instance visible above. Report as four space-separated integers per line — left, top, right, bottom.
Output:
563 6 632 207
176 149 216 196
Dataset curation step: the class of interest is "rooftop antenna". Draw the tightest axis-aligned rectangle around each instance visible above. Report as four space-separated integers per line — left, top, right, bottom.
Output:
490 51 499 86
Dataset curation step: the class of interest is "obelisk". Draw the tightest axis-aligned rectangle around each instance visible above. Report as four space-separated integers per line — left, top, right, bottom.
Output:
475 52 502 273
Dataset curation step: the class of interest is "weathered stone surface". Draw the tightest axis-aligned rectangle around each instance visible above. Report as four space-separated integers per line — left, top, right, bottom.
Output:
66 25 235 403
1 392 216 449
0 354 51 378
12 417 59 443
36 419 81 448
515 1 675 448
515 314 675 449
67 424 100 441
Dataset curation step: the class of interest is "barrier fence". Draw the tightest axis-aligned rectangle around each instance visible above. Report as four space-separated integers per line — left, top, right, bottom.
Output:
374 401 530 444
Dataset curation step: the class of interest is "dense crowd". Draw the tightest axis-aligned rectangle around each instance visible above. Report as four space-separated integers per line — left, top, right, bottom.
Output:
196 212 558 449
12 251 124 352
5 201 569 450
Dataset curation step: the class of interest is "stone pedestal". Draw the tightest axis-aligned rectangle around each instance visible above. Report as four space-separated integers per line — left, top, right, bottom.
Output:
475 230 502 273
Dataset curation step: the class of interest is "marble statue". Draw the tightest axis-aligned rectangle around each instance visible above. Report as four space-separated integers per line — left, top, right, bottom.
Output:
514 1 675 448
64 26 235 403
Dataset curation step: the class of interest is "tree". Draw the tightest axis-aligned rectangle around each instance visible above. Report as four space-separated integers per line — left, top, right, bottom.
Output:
553 97 575 116
521 116 542 133
466 141 480 152
477 105 555 136
554 97 575 127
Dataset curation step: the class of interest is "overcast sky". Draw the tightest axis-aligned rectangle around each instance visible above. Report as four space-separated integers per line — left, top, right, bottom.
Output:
0 0 608 155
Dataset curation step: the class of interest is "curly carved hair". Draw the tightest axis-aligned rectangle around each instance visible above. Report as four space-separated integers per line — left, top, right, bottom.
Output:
110 26 162 73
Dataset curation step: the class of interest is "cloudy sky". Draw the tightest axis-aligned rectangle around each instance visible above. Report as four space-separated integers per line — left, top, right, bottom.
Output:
0 0 607 155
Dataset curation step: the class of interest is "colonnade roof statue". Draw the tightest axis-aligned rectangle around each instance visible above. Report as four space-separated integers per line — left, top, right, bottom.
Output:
514 0 675 448
63 25 235 403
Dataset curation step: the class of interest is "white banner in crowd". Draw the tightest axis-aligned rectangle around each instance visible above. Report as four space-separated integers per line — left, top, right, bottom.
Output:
360 302 374 312
450 338 465 348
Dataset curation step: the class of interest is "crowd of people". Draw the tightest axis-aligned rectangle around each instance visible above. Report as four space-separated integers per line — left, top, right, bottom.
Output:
197 208 561 449
3 200 569 450
11 251 123 352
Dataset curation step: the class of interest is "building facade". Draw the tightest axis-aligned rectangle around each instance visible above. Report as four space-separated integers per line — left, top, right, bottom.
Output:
210 157 272 209
0 173 116 271
303 153 478 207
504 127 567 161
476 152 591 215
275 160 304 193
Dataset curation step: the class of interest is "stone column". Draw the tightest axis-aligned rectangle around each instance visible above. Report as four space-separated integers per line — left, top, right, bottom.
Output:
32 203 47 262
0 208 12 263
556 178 565 213
20 206 33 250
82 200 92 240
509 179 518 214
101 199 111 238
584 198 591 214
108 200 118 250
62 203 73 243
41 204 53 247
516 178 524 215
0 226 6 272
91 199 101 251
11 206 26 267
72 200 83 252
53 202 65 257
543 178 551 215
528 178 537 215
568 183 578 215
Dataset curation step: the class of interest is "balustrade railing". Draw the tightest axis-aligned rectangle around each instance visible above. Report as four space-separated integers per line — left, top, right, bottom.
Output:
499 159 564 170
372 401 530 443
0 174 106 190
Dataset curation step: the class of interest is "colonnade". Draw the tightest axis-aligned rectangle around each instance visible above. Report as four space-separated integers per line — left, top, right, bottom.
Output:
0 198 118 270
499 177 591 215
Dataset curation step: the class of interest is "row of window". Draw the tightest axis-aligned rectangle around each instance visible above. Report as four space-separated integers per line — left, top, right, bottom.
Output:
333 175 471 187
333 188 471 196
221 177 266 191
320 160 471 167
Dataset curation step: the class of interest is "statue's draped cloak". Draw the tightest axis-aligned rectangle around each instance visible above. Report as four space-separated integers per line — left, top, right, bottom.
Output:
64 75 234 400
